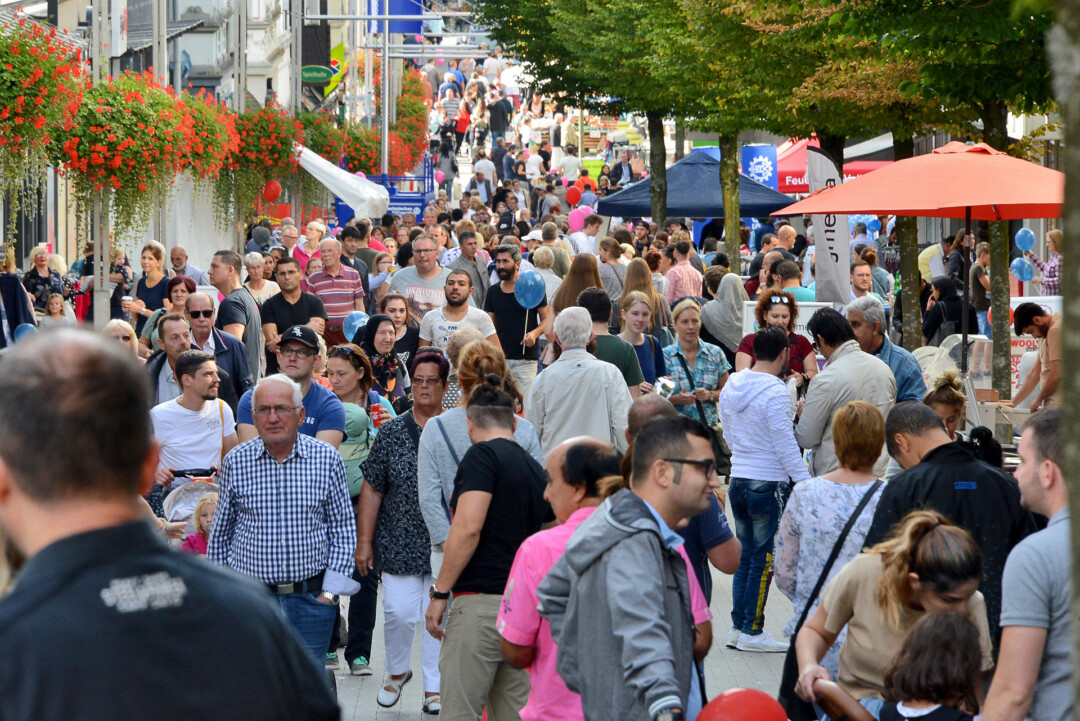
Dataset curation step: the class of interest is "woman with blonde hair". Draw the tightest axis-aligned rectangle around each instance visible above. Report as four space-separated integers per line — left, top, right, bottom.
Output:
22 243 67 316
615 257 673 341
294 220 327 273
923 369 966 440
1026 228 1061 296
417 340 542 553
596 236 627 300
551 253 603 314
794 510 992 716
102 319 141 358
616 291 665 392
125 240 168 337
663 299 730 425
442 327 485 410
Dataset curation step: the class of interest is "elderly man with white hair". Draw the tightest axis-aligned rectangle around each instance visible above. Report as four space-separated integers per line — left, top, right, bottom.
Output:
209 373 360 664
525 307 632 457
307 236 366 346
845 295 926 402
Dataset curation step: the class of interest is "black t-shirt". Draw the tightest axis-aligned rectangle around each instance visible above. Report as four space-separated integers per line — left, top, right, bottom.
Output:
450 438 551 594
394 325 421 367
260 291 327 373
488 99 511 132
0 522 337 721
483 281 548 361
215 287 261 378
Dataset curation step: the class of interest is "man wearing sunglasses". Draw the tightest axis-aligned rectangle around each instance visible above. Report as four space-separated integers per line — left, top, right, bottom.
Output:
184 292 254 414
538 415 720 721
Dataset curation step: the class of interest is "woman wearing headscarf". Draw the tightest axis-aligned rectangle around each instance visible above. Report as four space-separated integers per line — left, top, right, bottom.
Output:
360 314 412 414
700 268 748 366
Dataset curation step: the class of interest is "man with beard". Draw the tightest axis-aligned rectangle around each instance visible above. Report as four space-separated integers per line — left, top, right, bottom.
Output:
448 231 491 306
387 235 453 320
150 350 238 489
418 270 498 352
484 243 551 400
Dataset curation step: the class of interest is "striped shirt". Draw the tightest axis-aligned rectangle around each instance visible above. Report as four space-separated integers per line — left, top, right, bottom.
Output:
207 434 360 595
307 264 365 323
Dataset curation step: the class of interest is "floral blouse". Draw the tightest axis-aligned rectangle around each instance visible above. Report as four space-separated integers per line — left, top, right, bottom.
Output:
361 412 431 577
773 477 883 678
662 339 730 426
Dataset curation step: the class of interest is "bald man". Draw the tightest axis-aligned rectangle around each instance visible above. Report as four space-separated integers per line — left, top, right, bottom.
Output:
169 246 210 286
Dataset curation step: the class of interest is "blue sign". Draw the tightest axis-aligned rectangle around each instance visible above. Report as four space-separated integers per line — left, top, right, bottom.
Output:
740 145 778 190
368 0 423 35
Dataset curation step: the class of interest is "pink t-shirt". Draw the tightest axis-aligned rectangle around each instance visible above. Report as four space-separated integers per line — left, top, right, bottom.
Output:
497 506 711 721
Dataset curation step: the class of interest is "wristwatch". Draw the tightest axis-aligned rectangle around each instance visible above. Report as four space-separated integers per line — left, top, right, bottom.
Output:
318 590 339 604
429 584 451 600
654 709 684 721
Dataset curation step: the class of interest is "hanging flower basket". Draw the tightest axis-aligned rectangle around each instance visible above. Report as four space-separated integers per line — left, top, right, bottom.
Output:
343 61 430 177
297 110 349 206
0 15 83 237
214 103 303 221
181 90 240 181
50 71 186 241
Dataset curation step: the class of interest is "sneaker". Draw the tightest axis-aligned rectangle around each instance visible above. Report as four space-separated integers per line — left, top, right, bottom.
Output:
325 651 340 668
725 628 741 649
735 630 790 653
349 656 373 676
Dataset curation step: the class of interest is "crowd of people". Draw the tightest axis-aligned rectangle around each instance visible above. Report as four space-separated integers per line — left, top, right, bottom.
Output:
0 47 1070 719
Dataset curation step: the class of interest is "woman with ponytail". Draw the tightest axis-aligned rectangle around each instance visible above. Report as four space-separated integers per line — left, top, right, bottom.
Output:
794 510 993 719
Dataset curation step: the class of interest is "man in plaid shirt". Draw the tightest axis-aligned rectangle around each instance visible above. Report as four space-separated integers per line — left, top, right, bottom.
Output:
209 373 360 664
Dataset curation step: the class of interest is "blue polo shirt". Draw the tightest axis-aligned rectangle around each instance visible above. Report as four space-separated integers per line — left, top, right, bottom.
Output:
237 381 347 438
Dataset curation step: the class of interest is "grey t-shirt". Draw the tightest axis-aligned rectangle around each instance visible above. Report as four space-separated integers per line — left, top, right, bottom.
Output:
387 266 452 320
998 508 1072 721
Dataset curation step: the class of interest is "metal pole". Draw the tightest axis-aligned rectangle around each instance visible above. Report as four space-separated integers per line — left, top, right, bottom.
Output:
306 12 472 20
153 0 168 246
173 0 182 94
380 19 389 177
91 0 110 330
348 0 359 122
237 0 247 113
961 206 972 374
290 0 301 223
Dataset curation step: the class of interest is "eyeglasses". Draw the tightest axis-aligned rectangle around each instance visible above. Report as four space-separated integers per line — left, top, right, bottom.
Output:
414 248 437 255
663 458 718 477
412 377 444 387
279 347 317 359
252 404 300 417
110 334 133 342
188 310 214 319
769 295 793 305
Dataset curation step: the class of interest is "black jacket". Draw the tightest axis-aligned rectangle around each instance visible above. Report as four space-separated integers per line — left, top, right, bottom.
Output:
864 441 1037 649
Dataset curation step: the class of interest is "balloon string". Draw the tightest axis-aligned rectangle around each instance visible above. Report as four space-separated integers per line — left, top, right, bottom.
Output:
521 307 528 353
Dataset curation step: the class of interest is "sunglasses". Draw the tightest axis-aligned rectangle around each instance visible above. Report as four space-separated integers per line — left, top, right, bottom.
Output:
663 458 718 478
188 310 214 319
769 295 793 305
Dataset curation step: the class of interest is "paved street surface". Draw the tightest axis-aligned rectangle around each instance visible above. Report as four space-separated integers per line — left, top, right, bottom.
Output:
335 499 791 719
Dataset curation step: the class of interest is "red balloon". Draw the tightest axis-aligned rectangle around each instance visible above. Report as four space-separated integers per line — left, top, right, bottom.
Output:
263 179 282 203
986 305 1014 325
698 688 787 721
565 186 582 206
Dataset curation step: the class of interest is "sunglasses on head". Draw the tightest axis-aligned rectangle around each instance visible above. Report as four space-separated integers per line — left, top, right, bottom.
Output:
769 295 792 305
188 310 214 318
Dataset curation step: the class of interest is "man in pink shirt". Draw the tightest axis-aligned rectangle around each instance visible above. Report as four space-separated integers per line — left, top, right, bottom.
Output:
665 240 703 307
498 437 713 721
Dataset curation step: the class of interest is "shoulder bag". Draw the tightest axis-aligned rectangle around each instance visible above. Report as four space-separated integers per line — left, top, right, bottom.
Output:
674 352 732 476
777 480 883 721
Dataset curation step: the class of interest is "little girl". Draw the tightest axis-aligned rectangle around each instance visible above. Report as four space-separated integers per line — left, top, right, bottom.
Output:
39 293 72 329
880 611 983 721
180 492 218 556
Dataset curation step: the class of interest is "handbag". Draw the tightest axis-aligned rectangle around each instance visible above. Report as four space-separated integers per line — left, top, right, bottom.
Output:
777 480 883 721
674 353 732 476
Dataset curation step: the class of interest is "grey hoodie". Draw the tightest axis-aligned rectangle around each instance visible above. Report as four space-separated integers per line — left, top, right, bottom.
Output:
537 489 697 721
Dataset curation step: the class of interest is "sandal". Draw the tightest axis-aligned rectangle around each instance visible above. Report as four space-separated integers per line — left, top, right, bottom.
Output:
423 694 442 715
377 670 413 708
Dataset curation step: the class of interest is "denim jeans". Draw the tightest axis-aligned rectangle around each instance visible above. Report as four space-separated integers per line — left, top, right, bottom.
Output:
278 592 338 667
728 478 787 635
977 310 992 338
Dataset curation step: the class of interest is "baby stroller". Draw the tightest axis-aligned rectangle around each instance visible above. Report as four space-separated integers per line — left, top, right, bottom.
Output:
161 470 219 541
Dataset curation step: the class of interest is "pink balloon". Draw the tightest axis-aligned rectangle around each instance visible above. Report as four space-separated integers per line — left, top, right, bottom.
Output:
561 177 570 187
642 171 649 178
354 171 366 179
436 58 444 66
435 170 445 183
569 207 591 233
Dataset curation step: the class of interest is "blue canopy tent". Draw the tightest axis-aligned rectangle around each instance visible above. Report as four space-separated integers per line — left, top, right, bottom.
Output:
595 151 793 218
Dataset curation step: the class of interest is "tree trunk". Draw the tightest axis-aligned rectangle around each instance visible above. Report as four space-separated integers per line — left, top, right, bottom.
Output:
817 130 846 175
674 121 686 160
892 134 922 350
981 100 1012 398
1045 12 1080 719
718 133 741 266
646 110 667 221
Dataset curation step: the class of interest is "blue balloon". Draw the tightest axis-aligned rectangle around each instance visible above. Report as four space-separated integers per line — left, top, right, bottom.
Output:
867 219 882 233
343 311 370 343
1010 257 1035 282
514 270 547 309
1015 227 1036 253
13 323 36 342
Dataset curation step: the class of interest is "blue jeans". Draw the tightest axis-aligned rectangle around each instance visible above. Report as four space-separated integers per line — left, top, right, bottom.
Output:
277 592 338 667
977 310 992 338
729 478 787 635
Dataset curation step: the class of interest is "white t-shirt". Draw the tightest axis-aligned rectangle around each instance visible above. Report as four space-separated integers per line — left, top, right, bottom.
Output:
560 156 583 178
151 398 236 474
570 231 596 255
474 158 497 180
418 305 497 351
525 154 544 179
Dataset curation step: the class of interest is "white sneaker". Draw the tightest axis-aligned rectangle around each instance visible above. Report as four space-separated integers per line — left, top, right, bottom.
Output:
725 628 741 648
735 630 790 653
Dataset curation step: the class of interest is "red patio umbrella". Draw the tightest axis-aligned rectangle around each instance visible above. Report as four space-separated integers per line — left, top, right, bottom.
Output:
772 141 1064 373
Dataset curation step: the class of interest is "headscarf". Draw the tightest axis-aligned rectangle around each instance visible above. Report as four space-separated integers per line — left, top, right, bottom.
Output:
701 272 748 353
359 314 401 393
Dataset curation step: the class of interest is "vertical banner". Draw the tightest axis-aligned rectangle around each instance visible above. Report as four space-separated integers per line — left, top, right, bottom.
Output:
807 147 850 307
368 0 424 35
741 145 778 251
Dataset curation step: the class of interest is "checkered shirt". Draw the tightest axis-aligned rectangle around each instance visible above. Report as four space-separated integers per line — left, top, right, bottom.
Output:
1030 252 1061 296
208 433 358 594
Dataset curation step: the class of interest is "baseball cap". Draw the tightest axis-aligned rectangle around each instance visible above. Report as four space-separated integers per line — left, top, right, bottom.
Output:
280 325 319 349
